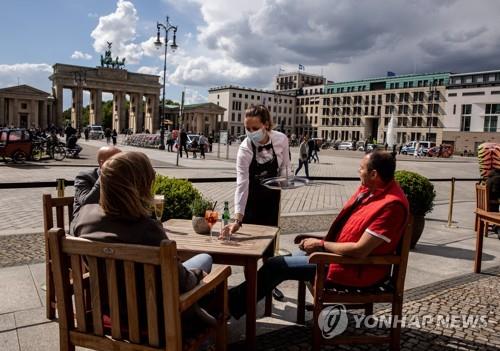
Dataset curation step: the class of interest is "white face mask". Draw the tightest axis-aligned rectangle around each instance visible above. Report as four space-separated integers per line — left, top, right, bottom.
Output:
246 127 266 145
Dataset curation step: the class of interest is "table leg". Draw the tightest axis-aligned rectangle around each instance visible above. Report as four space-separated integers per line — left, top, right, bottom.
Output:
474 220 484 273
244 259 258 350
263 241 274 317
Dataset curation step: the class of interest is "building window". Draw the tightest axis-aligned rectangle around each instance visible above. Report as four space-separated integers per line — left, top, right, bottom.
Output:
484 104 500 132
484 116 497 132
460 116 471 131
233 93 236 97
231 113 235 122
453 104 456 114
460 104 471 131
21 103 28 109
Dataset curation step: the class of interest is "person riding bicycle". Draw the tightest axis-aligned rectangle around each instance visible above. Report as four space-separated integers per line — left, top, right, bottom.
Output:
66 134 82 158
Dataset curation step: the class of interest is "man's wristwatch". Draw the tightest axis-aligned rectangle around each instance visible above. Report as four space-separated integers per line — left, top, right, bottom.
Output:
234 219 243 227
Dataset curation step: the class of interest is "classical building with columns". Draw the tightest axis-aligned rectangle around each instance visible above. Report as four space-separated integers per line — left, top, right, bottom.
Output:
164 102 226 135
49 63 161 133
0 85 55 128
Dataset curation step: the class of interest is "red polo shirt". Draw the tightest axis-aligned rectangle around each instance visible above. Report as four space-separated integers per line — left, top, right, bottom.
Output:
326 180 409 287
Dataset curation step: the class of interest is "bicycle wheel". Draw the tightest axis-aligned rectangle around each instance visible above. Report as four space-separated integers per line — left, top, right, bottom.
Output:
53 146 66 161
31 146 42 161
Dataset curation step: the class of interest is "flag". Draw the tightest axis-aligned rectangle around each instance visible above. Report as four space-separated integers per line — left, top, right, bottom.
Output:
298 64 305 71
387 71 396 77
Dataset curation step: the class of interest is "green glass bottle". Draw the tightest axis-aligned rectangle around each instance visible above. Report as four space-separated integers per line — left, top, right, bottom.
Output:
223 201 230 226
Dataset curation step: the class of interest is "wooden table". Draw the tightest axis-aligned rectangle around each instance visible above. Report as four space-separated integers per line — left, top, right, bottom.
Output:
474 209 500 273
164 219 278 350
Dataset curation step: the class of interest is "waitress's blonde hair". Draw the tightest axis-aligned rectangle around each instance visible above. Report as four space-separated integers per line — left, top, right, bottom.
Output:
99 151 155 219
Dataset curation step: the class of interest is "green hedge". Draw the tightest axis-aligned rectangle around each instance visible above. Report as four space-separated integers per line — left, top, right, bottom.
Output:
151 175 201 220
395 170 435 216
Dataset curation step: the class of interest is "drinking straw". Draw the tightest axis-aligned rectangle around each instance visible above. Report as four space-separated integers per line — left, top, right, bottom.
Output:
212 201 217 211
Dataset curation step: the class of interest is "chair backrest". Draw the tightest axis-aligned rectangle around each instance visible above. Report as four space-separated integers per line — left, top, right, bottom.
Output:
42 194 74 236
391 216 414 294
48 228 183 351
476 183 489 211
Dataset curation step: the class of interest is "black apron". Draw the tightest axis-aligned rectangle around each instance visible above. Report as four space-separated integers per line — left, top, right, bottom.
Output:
243 142 281 226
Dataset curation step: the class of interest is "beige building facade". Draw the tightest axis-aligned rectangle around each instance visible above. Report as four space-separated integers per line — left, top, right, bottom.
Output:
49 63 161 133
0 85 55 129
208 86 296 136
316 73 449 144
443 70 500 153
164 102 226 135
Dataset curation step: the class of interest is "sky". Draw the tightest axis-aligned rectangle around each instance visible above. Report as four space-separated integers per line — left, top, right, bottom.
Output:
1 0 500 108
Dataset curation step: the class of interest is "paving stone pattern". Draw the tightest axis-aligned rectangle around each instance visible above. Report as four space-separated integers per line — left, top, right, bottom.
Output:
228 266 500 350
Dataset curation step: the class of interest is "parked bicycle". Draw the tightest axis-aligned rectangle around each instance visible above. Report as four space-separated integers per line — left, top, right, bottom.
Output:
31 137 66 161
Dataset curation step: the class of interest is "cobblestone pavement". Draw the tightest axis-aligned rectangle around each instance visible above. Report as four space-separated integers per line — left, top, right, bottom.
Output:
228 265 500 350
0 138 477 236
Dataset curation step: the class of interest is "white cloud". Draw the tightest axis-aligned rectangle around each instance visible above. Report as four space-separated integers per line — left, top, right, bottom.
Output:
90 0 146 64
0 63 53 91
71 51 93 60
88 12 99 18
170 55 273 87
184 88 207 104
137 66 161 76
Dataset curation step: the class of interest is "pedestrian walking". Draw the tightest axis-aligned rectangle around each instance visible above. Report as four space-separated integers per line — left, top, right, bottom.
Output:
112 129 117 146
208 134 214 152
105 128 112 145
179 129 189 158
166 130 173 152
84 127 89 141
199 133 207 159
295 136 310 178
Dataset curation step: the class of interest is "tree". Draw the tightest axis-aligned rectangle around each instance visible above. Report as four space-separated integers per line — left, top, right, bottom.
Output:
101 100 113 128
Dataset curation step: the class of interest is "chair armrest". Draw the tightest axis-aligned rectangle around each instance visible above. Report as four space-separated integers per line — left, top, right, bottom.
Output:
308 252 401 265
294 233 325 244
179 265 232 312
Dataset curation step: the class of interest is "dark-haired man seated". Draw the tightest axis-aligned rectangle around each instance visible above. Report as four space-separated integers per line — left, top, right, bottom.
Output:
229 151 409 319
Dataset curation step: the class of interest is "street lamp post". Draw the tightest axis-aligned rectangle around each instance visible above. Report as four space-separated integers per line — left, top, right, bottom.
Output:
154 16 178 150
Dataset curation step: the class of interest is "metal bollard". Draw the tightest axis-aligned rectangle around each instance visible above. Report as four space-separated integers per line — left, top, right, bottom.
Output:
447 177 455 227
56 178 65 198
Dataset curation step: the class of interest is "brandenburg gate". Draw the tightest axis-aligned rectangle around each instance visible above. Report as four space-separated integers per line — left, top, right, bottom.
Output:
49 63 161 132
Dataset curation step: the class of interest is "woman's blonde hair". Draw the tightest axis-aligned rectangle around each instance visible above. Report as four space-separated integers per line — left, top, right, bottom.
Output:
99 151 155 219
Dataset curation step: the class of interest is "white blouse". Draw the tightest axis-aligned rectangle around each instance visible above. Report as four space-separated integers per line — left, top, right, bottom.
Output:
234 130 291 216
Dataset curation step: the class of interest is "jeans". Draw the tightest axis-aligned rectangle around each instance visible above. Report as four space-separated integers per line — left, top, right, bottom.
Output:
229 251 316 318
295 159 310 178
183 253 212 274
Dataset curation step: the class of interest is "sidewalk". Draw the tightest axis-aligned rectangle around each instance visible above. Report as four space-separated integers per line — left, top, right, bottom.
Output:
1 198 499 350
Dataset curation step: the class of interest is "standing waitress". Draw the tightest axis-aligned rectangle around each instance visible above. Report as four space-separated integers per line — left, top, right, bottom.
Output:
222 105 291 236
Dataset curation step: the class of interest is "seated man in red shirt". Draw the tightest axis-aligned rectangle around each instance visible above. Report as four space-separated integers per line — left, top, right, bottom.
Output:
229 151 409 319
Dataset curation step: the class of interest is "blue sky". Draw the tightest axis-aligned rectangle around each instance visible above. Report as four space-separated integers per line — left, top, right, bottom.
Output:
1 0 500 108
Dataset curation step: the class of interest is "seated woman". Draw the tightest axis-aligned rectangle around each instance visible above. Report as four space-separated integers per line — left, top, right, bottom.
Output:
71 151 212 293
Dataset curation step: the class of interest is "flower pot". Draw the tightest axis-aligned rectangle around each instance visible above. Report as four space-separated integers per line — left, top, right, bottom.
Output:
192 216 210 234
410 215 425 249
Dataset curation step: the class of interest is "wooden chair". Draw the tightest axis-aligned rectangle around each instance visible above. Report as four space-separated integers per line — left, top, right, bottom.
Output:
295 218 413 351
42 193 75 319
475 183 491 237
48 227 231 351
